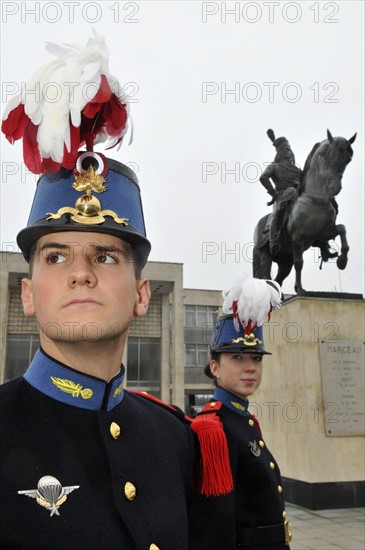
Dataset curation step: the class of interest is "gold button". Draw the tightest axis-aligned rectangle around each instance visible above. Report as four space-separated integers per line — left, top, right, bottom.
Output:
110 422 121 440
149 545 160 550
282 510 287 518
259 440 265 448
278 485 283 493
124 482 137 501
248 419 255 427
210 402 216 408
270 461 275 469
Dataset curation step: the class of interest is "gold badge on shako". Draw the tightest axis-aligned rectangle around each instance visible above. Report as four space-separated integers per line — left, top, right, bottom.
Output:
18 475 80 516
46 155 129 227
248 440 261 457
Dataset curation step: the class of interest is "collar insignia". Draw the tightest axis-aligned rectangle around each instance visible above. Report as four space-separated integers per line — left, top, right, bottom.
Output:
46 166 129 226
231 401 246 412
25 348 125 411
18 475 80 516
113 382 123 398
51 376 93 400
231 333 262 346
248 440 261 457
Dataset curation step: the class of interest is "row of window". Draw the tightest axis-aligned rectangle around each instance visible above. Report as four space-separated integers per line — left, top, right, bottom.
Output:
4 303 217 383
4 336 212 415
4 335 208 384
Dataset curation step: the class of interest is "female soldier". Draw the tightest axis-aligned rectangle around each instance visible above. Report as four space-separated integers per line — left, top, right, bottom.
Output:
190 276 292 550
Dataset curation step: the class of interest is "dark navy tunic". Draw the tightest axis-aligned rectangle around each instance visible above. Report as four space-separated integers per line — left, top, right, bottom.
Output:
0 349 195 550
189 388 291 550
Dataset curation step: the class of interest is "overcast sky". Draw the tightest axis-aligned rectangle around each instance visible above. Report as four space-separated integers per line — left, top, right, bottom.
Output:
1 1 364 296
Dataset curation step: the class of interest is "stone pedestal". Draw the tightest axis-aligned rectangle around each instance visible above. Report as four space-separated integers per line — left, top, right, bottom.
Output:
254 293 365 509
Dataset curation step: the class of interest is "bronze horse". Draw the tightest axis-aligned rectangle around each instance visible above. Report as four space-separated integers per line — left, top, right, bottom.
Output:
253 130 357 294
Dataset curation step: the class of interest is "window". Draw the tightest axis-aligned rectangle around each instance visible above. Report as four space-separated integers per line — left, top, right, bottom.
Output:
185 344 210 367
127 337 161 396
4 334 40 381
186 345 196 367
184 305 218 346
196 306 208 328
185 307 196 327
185 305 218 329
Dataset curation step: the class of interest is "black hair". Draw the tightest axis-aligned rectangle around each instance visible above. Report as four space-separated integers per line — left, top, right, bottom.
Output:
204 351 221 383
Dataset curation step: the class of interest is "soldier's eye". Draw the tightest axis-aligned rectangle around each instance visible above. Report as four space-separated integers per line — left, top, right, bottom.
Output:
46 252 66 264
95 253 117 264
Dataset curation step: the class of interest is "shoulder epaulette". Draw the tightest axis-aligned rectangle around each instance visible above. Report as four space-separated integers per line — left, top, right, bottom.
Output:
202 400 223 412
131 391 191 423
190 401 233 497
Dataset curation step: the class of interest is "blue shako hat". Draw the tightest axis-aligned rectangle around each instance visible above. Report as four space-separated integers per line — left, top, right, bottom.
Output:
210 314 270 355
204 314 271 378
17 153 151 266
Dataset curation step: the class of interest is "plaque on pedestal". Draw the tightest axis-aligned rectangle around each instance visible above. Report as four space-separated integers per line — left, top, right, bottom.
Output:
319 340 365 437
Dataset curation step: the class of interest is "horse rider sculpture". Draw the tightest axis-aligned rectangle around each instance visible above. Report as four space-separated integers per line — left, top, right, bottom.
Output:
253 129 356 294
259 129 302 256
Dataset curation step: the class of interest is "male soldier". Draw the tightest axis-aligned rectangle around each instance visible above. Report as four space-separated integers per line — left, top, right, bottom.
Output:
0 35 194 550
259 129 302 256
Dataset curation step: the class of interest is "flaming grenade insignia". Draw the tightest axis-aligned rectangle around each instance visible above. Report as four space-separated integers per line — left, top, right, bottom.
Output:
73 165 108 217
46 164 129 226
18 475 80 516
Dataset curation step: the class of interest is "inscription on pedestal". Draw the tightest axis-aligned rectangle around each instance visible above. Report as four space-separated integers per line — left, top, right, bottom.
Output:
319 340 364 437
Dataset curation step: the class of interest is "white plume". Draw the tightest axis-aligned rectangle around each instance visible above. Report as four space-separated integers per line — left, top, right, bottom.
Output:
6 30 130 164
222 274 281 332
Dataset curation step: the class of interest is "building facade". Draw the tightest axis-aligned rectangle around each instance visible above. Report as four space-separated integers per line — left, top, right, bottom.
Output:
0 252 220 414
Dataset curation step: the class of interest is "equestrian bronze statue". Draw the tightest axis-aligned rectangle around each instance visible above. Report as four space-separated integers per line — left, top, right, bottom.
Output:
253 129 357 294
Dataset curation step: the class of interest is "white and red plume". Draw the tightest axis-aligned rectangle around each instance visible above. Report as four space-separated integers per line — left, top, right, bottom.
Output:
2 30 131 174
222 274 281 334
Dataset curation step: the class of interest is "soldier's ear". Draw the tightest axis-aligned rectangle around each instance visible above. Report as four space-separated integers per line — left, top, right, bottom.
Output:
209 359 220 378
134 278 151 318
21 278 36 317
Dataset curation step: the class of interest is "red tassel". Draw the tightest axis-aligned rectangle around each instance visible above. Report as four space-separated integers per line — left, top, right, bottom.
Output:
191 412 233 497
